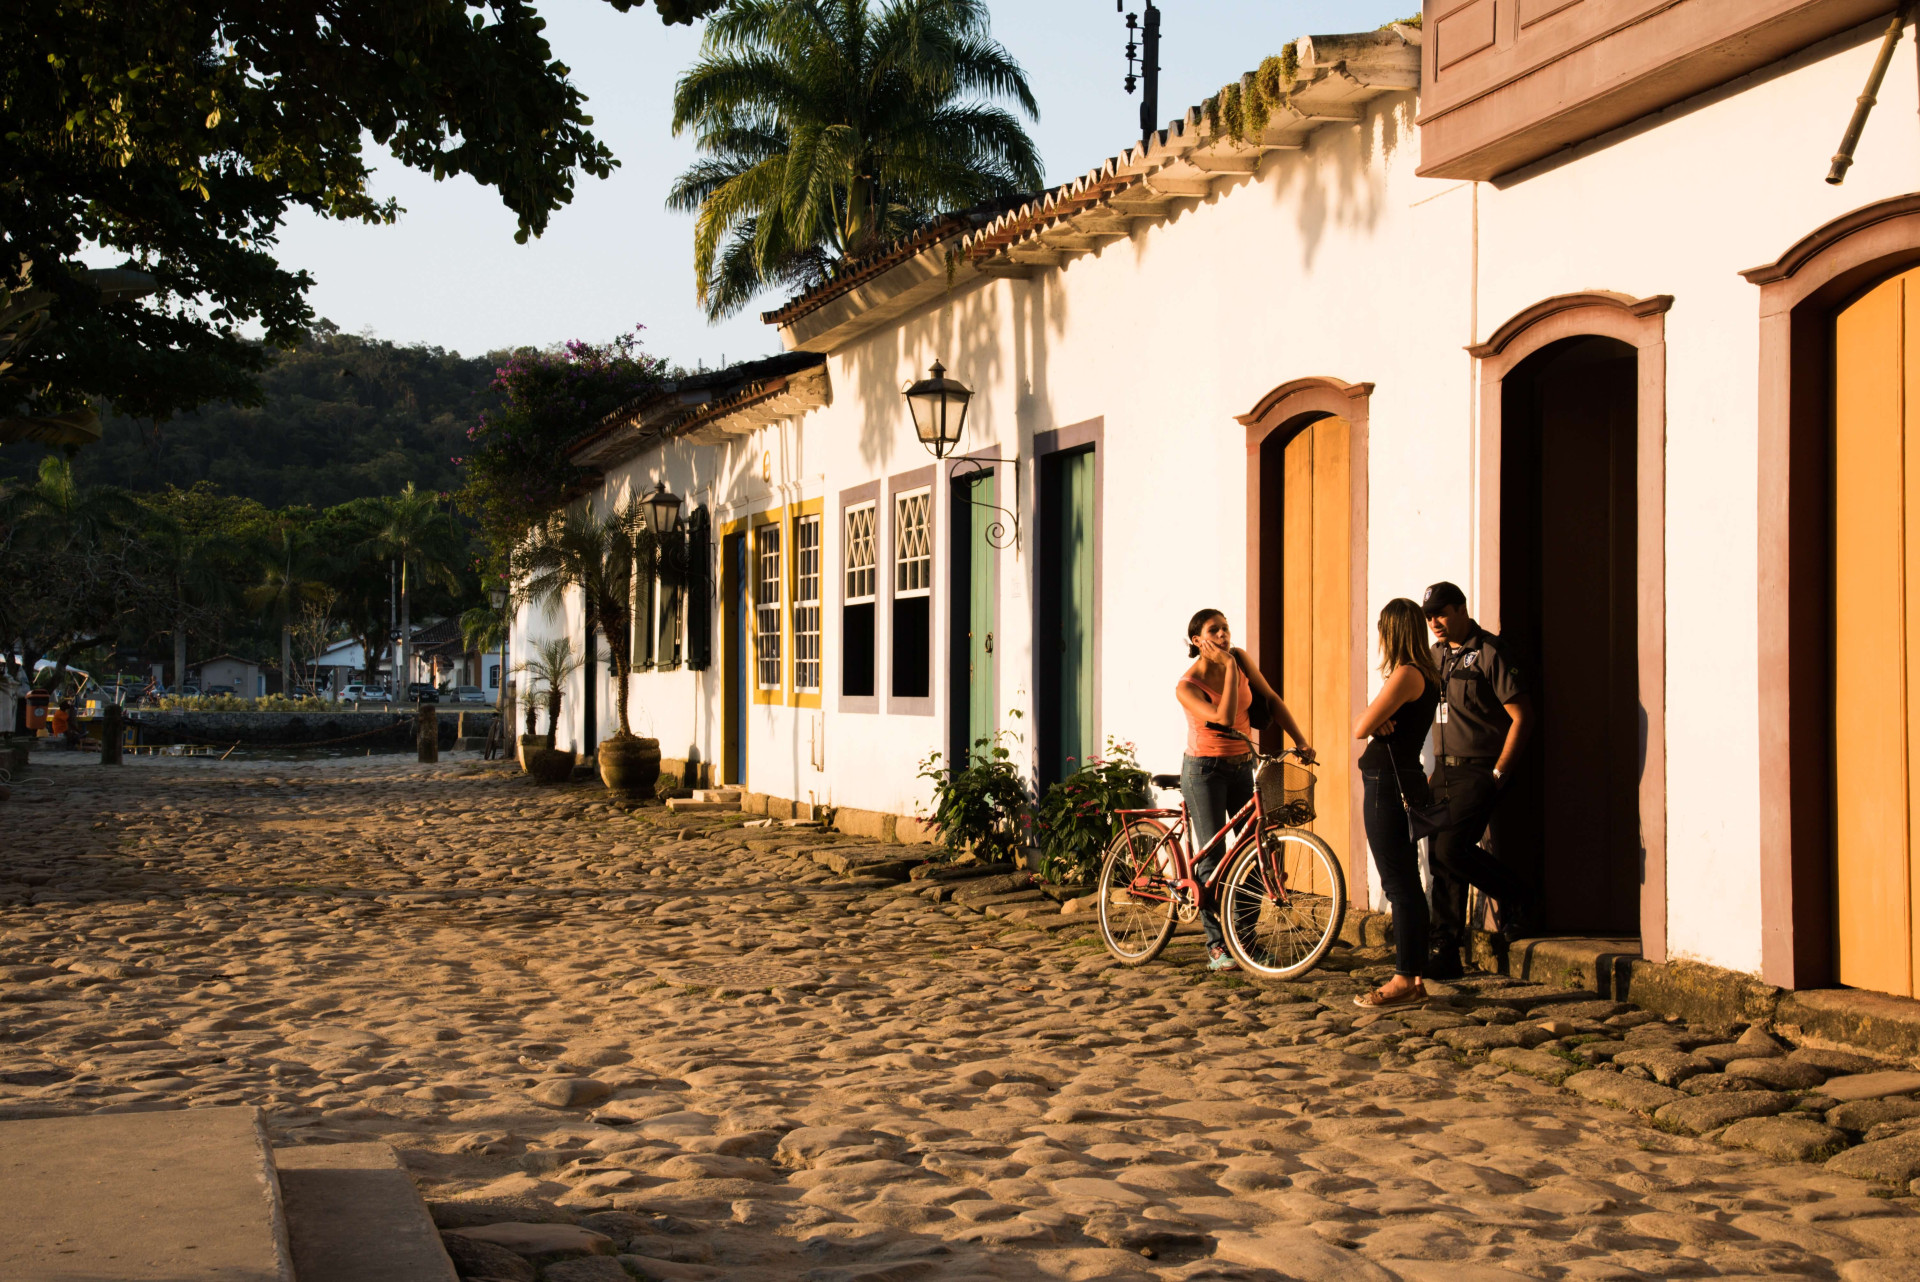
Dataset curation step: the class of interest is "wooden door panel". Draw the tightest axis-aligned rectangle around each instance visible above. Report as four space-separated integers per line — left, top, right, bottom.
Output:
1834 271 1914 996
1279 418 1351 897
969 474 997 748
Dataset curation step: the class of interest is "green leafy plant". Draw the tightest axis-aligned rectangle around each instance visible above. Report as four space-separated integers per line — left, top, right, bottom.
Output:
1032 738 1150 887
917 728 1030 865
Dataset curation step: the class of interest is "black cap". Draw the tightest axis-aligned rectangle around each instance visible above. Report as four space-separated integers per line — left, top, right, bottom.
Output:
1422 581 1467 616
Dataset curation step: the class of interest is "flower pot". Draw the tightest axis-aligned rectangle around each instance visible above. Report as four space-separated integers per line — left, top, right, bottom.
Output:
526 747 576 785
518 733 554 771
598 734 662 797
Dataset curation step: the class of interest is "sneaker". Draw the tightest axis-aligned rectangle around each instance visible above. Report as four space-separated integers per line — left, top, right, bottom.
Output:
1207 945 1238 972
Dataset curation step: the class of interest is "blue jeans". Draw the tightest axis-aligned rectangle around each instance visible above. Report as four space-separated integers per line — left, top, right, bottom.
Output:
1181 753 1253 949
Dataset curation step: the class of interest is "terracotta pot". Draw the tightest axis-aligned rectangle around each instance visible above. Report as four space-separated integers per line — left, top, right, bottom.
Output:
518 733 553 771
598 734 662 797
526 746 576 785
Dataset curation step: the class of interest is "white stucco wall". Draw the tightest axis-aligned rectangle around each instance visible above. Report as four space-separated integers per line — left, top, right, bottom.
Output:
514 18 1920 982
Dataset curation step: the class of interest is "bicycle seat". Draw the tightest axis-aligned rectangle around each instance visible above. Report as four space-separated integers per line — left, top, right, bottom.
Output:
1150 773 1181 790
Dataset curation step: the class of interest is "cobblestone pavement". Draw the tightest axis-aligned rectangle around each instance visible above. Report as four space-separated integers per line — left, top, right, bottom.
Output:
4 756 1920 1282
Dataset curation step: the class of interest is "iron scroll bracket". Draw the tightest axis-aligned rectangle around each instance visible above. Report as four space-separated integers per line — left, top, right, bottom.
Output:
947 456 1020 550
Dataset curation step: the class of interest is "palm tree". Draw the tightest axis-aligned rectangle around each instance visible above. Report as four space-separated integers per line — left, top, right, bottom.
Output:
246 520 328 695
517 502 657 742
146 516 237 695
359 483 462 694
512 635 584 742
669 0 1042 318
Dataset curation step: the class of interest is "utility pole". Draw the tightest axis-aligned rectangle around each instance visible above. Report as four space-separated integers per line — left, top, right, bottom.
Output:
1121 3 1162 146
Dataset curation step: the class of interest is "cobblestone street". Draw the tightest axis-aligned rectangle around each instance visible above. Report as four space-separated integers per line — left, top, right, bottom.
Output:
3 756 1920 1281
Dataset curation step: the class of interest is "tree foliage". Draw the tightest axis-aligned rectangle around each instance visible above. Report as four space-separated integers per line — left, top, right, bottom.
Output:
669 0 1042 318
1 0 642 427
0 324 500 507
457 331 670 563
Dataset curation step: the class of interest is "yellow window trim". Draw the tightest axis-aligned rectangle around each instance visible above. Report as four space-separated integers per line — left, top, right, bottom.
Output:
750 506 788 705
789 496 825 709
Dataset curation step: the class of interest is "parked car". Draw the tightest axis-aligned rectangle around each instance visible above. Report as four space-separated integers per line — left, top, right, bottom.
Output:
450 685 487 704
405 682 440 703
204 685 236 696
341 683 390 704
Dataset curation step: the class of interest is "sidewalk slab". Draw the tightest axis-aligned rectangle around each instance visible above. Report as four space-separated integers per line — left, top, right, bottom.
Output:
1506 936 1641 998
274 1142 458 1282
0 1105 291 1282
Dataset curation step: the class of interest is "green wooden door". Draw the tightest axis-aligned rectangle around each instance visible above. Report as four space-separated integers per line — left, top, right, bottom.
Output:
966 473 997 752
1042 449 1095 784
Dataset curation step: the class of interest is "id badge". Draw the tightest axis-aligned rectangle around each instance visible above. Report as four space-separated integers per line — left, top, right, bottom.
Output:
1436 701 1449 725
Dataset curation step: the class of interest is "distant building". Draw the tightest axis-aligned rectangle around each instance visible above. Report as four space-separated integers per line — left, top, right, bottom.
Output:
195 654 263 698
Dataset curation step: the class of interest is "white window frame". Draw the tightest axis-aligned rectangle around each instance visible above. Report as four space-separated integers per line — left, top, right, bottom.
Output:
793 513 822 695
846 501 878 605
755 522 783 691
894 487 932 598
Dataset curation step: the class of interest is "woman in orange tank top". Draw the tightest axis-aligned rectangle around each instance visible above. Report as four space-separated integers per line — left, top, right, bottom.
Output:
1174 608 1314 971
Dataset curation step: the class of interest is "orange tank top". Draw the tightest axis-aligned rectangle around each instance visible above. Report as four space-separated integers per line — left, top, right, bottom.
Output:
1180 675 1252 757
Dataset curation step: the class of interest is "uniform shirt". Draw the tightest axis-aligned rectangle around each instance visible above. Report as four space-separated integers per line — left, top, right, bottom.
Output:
1430 624 1525 760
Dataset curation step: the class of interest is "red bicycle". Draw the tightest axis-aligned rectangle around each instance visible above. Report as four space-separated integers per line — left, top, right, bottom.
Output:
1096 725 1347 980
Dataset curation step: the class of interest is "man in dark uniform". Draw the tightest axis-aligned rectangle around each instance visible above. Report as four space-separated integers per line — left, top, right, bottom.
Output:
1422 581 1538 978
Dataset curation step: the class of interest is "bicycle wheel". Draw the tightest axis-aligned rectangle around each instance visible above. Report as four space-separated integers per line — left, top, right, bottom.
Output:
1219 826 1346 980
1097 817 1179 965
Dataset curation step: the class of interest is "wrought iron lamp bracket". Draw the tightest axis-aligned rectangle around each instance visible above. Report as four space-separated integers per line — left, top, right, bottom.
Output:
947 455 1021 550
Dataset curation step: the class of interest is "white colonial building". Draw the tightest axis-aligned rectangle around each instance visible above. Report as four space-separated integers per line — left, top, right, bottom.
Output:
514 2 1920 1009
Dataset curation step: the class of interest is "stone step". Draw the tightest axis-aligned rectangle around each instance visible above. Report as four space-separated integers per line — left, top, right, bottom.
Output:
692 789 741 803
0 1105 292 1281
667 798 741 814
274 1142 458 1282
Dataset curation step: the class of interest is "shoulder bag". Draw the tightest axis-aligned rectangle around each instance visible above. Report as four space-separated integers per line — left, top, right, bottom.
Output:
1386 747 1450 841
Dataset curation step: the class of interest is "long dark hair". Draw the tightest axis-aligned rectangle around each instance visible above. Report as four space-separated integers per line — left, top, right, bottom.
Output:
1186 608 1224 659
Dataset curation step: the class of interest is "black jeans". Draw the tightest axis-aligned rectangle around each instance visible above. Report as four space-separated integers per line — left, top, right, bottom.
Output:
1181 753 1253 949
1362 769 1429 977
1427 762 1530 955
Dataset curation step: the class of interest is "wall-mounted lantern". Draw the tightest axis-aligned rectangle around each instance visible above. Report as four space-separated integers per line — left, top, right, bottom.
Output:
904 360 973 460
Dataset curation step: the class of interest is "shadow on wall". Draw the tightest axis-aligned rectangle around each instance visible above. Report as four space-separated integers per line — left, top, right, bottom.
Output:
1262 92 1409 273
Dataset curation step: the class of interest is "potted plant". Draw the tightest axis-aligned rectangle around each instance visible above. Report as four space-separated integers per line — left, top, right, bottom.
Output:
518 499 671 798
918 729 1031 866
511 637 582 770
1032 739 1151 887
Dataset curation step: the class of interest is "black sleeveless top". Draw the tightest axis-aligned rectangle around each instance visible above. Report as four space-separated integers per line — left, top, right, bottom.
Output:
1359 673 1438 774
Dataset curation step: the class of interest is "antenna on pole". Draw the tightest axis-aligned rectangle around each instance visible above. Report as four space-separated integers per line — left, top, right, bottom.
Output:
1119 1 1161 147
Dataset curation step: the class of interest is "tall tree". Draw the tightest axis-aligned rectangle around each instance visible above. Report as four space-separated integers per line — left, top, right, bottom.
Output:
360 484 462 690
0 456 147 682
669 0 1042 318
2 0 671 431
246 516 329 693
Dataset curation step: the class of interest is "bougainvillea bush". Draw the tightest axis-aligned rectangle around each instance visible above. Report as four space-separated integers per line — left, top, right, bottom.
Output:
458 330 670 565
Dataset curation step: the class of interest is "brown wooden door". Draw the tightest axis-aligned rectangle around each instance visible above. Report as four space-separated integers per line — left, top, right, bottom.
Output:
1832 266 1920 998
1278 417 1351 895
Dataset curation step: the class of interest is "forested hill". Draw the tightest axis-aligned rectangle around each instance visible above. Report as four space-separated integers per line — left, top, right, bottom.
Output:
0 323 500 508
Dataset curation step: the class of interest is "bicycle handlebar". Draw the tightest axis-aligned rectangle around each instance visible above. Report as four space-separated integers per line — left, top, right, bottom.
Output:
1203 722 1317 766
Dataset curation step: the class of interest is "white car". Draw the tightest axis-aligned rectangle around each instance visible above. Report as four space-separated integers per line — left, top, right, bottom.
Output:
341 684 391 704
450 686 488 704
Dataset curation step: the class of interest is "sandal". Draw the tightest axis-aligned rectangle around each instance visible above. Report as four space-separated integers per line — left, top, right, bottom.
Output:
1352 983 1426 1009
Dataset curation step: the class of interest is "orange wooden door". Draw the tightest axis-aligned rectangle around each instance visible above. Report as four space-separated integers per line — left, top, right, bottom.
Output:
1833 266 1920 997
1281 417 1352 894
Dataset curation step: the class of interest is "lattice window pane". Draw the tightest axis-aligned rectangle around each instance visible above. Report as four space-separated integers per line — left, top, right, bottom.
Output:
756 524 783 689
845 503 876 603
794 514 822 693
895 489 931 597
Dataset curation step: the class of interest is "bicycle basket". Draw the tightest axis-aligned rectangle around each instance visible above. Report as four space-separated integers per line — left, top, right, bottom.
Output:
1257 758 1315 827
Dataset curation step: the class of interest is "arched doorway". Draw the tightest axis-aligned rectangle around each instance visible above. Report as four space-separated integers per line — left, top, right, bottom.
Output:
1830 265 1920 997
1498 335 1643 936
1469 292 1670 958
1746 194 1920 990
1242 379 1370 905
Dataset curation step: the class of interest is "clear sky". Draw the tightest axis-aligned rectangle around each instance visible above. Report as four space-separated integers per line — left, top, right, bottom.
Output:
271 1 1416 368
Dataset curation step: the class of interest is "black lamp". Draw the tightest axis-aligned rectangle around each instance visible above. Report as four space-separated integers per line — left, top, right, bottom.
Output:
487 584 507 612
640 483 684 533
904 360 973 459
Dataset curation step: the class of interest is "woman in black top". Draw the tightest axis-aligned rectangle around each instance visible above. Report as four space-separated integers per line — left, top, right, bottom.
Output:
1351 597 1442 1008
